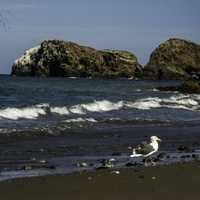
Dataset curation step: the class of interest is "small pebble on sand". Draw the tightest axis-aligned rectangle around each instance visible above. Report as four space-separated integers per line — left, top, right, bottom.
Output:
111 171 120 175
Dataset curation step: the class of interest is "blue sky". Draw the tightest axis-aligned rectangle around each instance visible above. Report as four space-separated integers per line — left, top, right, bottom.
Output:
0 0 200 74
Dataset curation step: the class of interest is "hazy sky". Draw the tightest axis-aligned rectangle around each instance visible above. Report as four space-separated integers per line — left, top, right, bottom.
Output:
0 0 200 74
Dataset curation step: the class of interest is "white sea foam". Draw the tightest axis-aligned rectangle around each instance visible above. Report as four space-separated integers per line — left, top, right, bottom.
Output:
36 103 50 108
0 107 46 120
193 94 200 101
80 100 124 112
163 95 198 106
0 94 199 121
164 105 192 110
51 107 70 115
126 95 199 110
126 97 162 110
64 117 97 123
68 100 124 114
69 105 86 115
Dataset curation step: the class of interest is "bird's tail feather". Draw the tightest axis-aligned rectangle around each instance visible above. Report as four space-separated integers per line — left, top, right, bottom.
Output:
130 148 143 157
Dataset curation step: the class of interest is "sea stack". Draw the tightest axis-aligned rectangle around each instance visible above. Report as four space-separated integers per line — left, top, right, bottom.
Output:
143 38 200 80
11 40 142 78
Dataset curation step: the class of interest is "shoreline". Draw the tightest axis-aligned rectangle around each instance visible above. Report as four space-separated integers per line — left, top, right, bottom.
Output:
0 162 200 200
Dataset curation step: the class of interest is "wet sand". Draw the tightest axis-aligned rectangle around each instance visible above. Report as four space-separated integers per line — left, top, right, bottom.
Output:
0 162 200 200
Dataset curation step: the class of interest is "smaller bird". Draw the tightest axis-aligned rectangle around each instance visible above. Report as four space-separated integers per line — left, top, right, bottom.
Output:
130 136 162 158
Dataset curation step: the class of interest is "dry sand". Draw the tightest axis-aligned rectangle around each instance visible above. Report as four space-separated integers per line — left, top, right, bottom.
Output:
0 163 200 200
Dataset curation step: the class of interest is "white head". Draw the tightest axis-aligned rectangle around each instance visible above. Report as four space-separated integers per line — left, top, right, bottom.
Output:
150 136 162 142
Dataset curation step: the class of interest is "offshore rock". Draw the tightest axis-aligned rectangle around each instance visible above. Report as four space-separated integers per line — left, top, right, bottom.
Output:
158 80 200 94
11 40 142 78
144 38 200 80
178 80 200 93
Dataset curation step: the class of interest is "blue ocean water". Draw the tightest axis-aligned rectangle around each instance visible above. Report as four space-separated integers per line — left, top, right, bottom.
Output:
0 75 200 181
0 75 200 132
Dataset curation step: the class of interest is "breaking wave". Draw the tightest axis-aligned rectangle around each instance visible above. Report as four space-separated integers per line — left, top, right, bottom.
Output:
127 95 199 110
72 100 124 114
0 94 199 120
0 107 46 120
51 107 70 115
64 118 97 123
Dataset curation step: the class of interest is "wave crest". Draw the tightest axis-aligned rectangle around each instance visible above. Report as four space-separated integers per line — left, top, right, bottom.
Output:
0 107 46 120
0 94 199 120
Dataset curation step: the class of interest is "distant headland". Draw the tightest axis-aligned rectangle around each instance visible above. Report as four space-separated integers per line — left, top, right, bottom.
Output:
12 38 200 80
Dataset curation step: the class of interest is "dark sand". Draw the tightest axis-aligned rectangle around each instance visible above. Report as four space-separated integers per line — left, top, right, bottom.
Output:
0 163 200 200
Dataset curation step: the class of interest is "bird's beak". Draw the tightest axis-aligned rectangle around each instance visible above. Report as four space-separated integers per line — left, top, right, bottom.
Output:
158 138 162 142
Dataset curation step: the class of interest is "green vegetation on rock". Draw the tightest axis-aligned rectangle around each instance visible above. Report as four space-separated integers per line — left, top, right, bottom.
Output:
143 38 200 80
11 38 200 80
12 40 142 78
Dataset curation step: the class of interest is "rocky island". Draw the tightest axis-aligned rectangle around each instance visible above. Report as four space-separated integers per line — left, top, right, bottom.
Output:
11 38 200 81
143 38 200 80
11 40 142 78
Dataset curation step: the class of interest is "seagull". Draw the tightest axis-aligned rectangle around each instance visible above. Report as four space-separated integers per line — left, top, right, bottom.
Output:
130 136 162 158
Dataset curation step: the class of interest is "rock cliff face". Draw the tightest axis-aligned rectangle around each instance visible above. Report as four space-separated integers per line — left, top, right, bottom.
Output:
143 39 200 80
12 40 142 78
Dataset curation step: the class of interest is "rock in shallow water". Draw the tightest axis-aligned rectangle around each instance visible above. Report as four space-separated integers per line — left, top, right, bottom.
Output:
158 80 200 94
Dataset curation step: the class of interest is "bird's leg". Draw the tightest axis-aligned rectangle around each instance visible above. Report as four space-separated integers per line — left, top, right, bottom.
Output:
143 157 150 167
143 151 157 166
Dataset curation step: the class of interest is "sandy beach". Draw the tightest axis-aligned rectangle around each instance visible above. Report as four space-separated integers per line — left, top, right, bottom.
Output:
1 0 200 199
0 162 200 200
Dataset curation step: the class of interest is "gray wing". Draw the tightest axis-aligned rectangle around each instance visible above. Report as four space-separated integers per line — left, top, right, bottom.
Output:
135 143 154 155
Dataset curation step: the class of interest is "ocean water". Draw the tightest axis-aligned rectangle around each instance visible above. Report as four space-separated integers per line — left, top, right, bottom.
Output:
1 75 200 131
1 75 200 180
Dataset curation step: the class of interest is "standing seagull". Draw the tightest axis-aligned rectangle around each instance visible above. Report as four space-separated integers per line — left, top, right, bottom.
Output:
130 136 162 158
